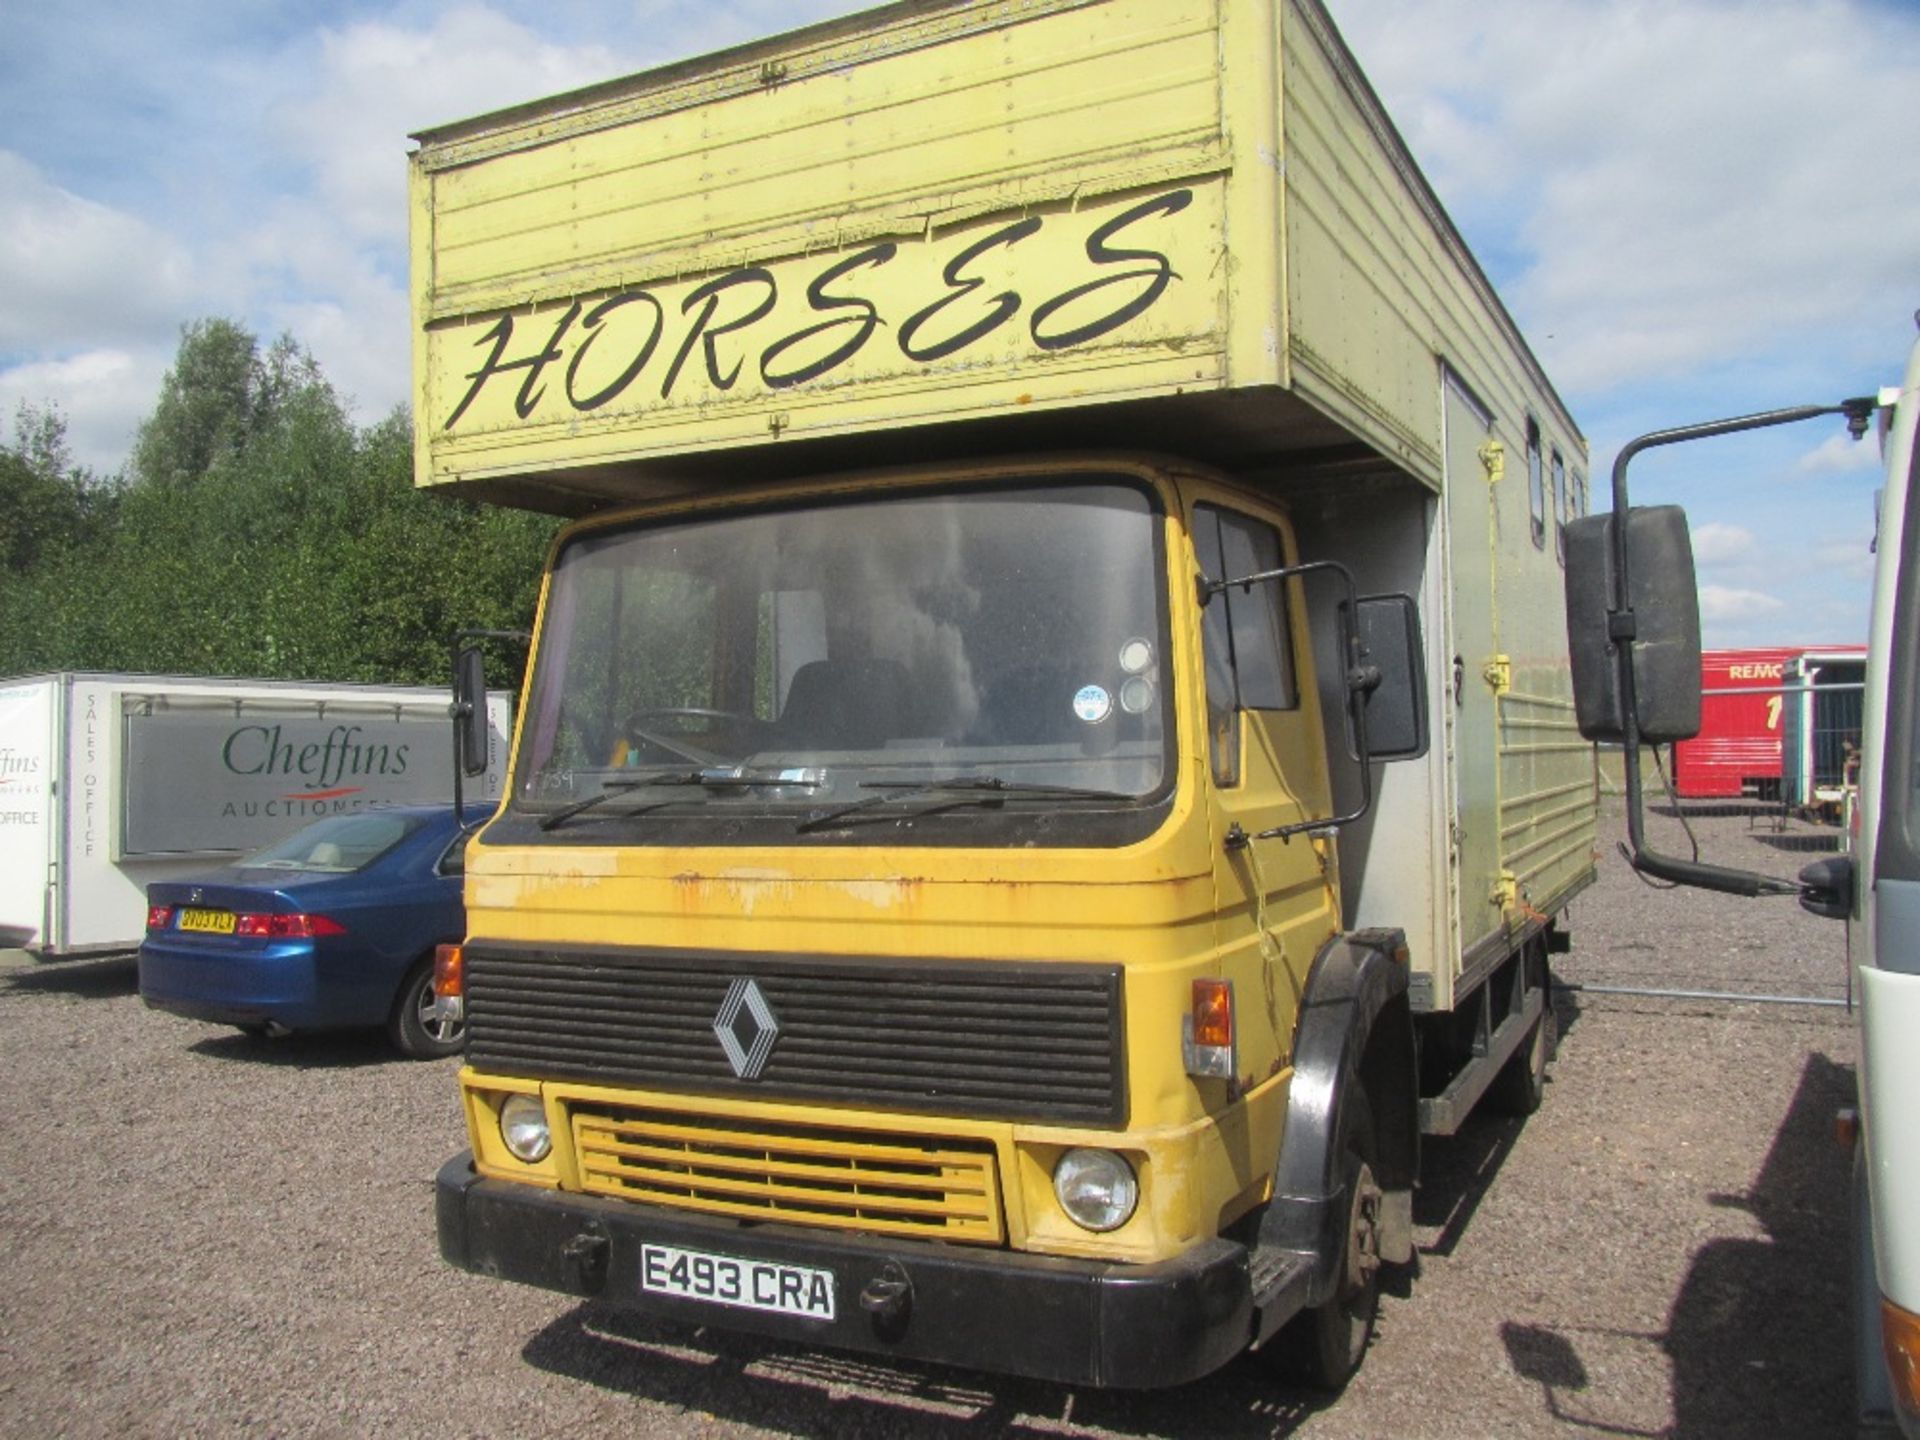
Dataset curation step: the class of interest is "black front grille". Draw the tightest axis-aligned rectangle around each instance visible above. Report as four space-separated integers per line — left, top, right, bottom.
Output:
465 943 1126 1126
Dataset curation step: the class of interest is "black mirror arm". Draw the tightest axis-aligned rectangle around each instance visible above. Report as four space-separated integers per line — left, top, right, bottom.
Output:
1608 401 1872 896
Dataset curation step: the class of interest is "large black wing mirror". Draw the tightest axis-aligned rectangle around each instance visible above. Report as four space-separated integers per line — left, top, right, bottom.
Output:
1564 505 1702 746
1352 592 1428 762
1562 397 1875 898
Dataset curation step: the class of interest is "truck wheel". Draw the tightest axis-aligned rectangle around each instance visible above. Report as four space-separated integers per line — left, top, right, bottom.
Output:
389 956 465 1060
1488 989 1555 1117
1275 1091 1382 1389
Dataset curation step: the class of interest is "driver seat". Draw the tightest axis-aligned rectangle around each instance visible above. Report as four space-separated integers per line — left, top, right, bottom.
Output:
772 659 913 749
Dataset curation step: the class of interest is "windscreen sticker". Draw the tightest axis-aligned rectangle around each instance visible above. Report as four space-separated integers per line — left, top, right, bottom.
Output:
1073 684 1113 725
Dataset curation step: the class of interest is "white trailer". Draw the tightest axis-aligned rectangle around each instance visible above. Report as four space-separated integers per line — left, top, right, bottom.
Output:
0 673 510 958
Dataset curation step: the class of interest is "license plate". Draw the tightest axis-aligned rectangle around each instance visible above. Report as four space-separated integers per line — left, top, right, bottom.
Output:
176 908 236 935
640 1244 836 1321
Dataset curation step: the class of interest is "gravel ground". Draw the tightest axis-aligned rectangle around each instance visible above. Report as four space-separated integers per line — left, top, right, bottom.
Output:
0 806 1862 1439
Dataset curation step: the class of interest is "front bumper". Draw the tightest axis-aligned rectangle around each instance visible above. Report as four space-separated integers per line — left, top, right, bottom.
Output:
436 1152 1253 1388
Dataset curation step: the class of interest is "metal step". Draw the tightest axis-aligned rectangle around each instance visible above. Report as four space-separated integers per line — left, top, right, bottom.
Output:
1247 1245 1313 1345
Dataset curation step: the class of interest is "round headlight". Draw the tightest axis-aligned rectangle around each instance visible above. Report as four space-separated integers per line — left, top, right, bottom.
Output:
1053 1147 1138 1232
499 1093 551 1163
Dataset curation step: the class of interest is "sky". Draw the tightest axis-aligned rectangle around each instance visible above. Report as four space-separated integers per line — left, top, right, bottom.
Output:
2 0 1916 648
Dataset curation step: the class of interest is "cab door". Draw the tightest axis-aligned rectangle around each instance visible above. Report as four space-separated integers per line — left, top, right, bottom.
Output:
1188 489 1341 1075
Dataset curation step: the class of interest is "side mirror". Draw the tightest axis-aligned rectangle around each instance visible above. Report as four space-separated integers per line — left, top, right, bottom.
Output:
1352 593 1428 761
454 645 491 779
1564 505 1702 744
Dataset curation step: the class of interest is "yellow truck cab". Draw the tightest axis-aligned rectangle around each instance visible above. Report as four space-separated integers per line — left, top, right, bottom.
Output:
418 0 1596 1389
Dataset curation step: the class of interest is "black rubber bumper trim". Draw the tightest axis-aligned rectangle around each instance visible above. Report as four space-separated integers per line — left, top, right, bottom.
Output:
436 1153 1252 1389
141 994 275 1027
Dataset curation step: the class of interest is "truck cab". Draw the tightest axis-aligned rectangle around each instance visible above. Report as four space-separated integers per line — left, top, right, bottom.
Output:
441 454 1428 1386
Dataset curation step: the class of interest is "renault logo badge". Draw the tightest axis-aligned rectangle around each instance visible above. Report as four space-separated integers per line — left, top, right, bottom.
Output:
713 978 780 1080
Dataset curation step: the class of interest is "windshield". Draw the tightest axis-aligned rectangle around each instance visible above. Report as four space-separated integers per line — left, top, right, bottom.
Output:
238 812 423 873
509 478 1172 844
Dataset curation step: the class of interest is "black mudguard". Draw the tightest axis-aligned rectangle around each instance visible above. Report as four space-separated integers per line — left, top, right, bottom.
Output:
1255 928 1417 1325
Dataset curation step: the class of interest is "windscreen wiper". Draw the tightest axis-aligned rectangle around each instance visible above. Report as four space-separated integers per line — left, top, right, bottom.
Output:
538 768 822 831
795 776 1137 834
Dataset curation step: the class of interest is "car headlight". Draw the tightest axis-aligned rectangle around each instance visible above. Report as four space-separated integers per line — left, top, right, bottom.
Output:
499 1093 551 1163
1053 1147 1138 1232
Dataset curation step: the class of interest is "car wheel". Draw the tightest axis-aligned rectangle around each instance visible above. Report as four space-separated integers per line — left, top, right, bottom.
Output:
389 956 465 1060
1273 1090 1382 1390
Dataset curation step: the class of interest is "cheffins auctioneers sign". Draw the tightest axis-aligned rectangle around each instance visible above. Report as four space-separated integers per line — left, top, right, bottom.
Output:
123 707 458 857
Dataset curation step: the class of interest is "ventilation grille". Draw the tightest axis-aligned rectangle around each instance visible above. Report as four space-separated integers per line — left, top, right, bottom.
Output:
570 1102 1004 1243
466 945 1126 1125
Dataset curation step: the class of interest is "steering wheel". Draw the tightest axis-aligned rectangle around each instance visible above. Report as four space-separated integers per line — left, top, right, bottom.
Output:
618 706 752 768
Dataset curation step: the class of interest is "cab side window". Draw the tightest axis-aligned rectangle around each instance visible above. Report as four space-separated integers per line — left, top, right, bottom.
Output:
1195 503 1299 786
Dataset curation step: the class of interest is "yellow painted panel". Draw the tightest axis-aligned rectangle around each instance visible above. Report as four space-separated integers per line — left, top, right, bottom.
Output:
410 0 1583 498
421 0 1225 311
568 1100 1006 1242
1276 0 1583 491
420 181 1230 481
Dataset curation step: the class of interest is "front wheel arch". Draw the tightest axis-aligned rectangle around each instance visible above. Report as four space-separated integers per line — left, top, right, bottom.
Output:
1265 930 1417 1254
1253 930 1416 1300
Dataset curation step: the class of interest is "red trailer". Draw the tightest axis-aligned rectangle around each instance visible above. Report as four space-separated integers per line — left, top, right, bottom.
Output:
1672 648 1796 799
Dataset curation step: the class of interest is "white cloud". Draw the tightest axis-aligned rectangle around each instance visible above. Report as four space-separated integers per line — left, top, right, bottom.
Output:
0 348 170 477
1689 521 1757 568
1796 431 1883 476
1699 584 1786 621
1807 532 1879 582
0 152 197 353
273 9 630 246
266 291 411 423
1337 0 1920 394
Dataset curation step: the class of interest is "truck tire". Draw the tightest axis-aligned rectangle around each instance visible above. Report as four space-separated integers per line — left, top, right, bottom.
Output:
1275 1091 1383 1389
389 956 466 1060
1488 959 1556 1117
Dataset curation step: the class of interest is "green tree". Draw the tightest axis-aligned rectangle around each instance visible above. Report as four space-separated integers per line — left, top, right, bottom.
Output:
126 320 333 493
0 319 557 687
0 403 112 573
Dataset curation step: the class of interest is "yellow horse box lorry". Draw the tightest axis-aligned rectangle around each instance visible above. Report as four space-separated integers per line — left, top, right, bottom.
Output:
417 0 1596 1389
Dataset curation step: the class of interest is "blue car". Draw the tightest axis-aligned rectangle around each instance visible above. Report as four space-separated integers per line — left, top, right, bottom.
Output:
139 805 478 1058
